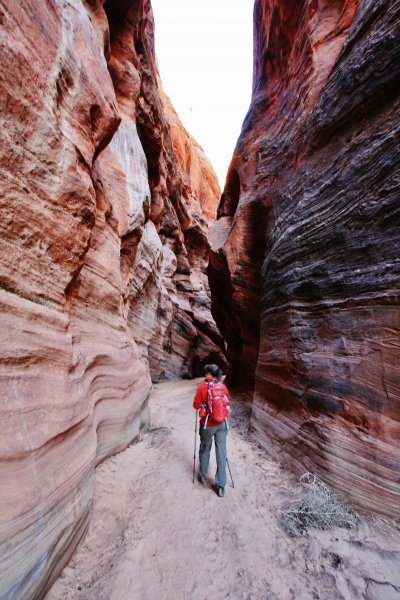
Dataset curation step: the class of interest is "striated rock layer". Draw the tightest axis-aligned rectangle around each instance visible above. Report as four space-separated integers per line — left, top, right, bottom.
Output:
209 0 400 517
0 0 224 597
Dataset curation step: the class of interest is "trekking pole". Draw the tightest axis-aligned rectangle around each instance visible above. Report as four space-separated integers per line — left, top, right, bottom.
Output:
226 457 235 488
192 410 198 484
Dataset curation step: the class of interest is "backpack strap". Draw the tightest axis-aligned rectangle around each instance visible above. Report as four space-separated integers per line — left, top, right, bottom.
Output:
204 379 216 429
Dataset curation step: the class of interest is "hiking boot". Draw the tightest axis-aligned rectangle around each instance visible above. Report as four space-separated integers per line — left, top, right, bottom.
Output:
218 486 225 498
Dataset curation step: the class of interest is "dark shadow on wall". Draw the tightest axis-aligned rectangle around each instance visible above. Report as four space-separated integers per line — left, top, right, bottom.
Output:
209 175 272 393
217 167 241 218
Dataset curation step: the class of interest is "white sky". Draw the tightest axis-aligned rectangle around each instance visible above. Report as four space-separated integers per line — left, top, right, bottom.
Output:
151 0 254 188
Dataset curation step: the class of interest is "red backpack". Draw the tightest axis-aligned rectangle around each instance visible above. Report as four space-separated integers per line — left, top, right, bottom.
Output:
203 380 229 427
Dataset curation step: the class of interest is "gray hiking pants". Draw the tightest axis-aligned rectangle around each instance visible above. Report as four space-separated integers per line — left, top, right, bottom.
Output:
199 422 228 487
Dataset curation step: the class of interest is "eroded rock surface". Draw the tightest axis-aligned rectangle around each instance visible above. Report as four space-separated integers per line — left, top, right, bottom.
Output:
0 0 224 597
209 0 400 516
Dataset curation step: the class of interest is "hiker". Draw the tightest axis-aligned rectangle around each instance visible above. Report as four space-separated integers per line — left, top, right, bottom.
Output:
193 364 231 497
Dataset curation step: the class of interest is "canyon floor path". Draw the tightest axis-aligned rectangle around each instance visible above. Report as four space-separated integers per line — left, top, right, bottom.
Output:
47 379 400 600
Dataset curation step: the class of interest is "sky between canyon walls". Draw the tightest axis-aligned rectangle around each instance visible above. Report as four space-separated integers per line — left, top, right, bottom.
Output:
152 0 254 188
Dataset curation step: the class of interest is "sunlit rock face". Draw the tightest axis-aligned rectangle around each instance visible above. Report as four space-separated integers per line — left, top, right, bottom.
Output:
0 0 224 597
209 0 400 516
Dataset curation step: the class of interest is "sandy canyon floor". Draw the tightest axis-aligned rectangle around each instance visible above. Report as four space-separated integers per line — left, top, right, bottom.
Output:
46 379 400 600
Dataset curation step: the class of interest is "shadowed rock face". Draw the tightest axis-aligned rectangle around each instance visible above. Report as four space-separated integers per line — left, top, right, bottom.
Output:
209 0 400 516
0 0 224 596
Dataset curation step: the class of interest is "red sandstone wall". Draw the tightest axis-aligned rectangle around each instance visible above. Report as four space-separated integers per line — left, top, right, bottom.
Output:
209 0 400 516
0 0 224 597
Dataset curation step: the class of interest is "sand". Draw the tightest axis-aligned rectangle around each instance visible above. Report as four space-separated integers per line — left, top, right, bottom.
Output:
46 378 400 600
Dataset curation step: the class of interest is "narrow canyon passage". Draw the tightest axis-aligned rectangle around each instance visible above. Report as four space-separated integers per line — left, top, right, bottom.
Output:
1 0 399 596
46 379 400 600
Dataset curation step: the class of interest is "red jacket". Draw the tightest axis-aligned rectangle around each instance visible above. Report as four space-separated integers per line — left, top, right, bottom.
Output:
193 378 231 428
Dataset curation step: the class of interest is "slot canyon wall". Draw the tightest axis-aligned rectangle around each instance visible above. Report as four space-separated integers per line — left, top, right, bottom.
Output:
0 0 225 597
210 0 400 517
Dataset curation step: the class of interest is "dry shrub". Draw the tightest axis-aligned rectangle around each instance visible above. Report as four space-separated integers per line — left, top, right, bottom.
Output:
282 472 357 537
